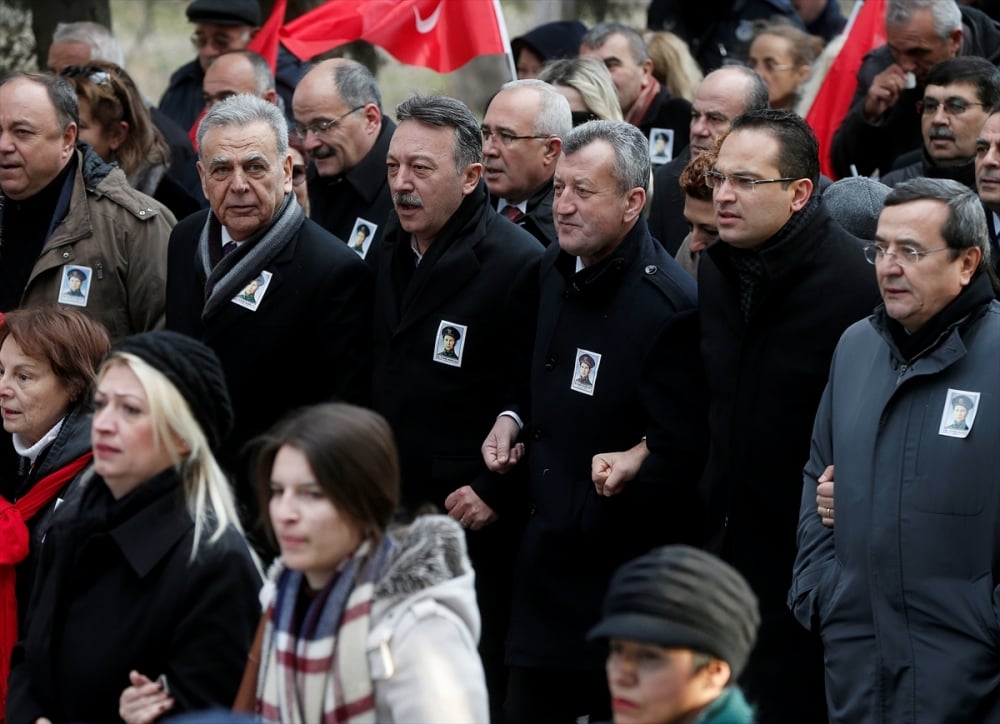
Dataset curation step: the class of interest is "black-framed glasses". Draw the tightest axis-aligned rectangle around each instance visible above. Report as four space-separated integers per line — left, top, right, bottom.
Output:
704 170 800 192
481 127 550 147
60 64 112 86
190 31 248 51
748 58 796 73
916 97 986 116
863 243 951 265
292 106 365 140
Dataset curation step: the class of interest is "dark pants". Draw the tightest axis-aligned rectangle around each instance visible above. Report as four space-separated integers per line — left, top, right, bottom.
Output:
505 665 610 724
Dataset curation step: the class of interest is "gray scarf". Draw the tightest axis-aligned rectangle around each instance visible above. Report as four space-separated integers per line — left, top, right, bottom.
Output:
197 192 304 320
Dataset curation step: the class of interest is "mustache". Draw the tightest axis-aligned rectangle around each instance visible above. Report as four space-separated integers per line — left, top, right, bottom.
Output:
312 145 335 159
393 193 423 207
929 127 956 141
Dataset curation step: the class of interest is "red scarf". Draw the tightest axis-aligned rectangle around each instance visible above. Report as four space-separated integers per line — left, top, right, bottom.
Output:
0 451 92 715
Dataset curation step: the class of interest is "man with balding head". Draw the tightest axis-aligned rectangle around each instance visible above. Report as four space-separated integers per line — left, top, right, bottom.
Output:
482 79 572 246
293 58 395 248
202 49 277 111
648 66 770 254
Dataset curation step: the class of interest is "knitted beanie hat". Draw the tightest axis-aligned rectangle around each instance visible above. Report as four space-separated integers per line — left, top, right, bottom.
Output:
114 331 233 451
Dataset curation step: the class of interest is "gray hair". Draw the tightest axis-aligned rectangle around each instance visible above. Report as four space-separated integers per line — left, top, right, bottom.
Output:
704 66 770 115
563 120 650 195
581 22 650 64
197 93 288 160
499 78 572 137
209 49 275 95
884 178 991 273
52 21 126 68
538 57 624 122
886 0 962 41
330 59 382 110
0 72 79 130
396 95 482 173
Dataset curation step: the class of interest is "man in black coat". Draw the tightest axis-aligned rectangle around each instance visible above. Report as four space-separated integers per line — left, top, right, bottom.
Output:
831 1 1000 178
293 58 396 250
165 94 372 533
700 109 880 721
482 80 573 247
483 120 705 723
370 94 544 720
580 23 691 154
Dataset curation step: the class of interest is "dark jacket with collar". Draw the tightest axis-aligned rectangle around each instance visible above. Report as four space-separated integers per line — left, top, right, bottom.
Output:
881 146 978 190
637 84 692 156
648 146 693 256
165 205 373 510
697 197 879 721
7 469 261 722
791 281 1000 723
368 181 543 514
309 118 396 247
493 180 558 247
831 5 1000 178
507 216 703 670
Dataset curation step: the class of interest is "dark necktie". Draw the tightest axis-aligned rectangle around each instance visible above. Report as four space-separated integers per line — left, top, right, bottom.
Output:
222 241 238 256
501 205 524 223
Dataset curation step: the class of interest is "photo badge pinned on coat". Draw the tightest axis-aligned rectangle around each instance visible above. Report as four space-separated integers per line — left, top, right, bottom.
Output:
231 269 272 312
58 264 92 307
648 128 674 164
571 348 601 396
349 217 377 258
939 388 980 438
434 320 467 367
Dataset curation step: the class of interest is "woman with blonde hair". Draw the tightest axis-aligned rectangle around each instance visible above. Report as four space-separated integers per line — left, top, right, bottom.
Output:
539 56 624 126
644 31 703 102
8 331 261 723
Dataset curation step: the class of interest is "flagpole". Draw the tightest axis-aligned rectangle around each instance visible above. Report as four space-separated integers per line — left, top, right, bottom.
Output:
492 0 517 81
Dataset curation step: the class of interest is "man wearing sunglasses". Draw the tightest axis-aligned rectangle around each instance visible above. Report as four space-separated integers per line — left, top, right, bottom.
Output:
699 109 878 722
882 57 1000 189
292 59 395 248
791 178 1000 722
159 0 304 131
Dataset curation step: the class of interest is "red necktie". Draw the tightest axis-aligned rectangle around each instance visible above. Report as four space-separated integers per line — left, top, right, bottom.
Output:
501 205 524 223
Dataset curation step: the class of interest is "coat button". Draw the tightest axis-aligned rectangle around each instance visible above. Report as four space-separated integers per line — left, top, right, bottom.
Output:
645 265 657 274
62 251 70 259
544 357 556 370
532 427 543 441
562 289 571 299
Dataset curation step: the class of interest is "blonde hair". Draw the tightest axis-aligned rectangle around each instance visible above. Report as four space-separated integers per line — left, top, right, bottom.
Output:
538 57 623 122
99 354 243 558
644 31 703 102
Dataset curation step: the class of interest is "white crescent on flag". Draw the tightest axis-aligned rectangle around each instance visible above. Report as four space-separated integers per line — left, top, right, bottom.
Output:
414 1 445 33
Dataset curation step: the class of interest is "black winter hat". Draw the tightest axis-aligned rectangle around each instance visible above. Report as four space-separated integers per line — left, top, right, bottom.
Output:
186 0 261 27
114 331 234 451
588 545 760 679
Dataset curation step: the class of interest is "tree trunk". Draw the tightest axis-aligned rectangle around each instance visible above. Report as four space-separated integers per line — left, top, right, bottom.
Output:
32 0 111 70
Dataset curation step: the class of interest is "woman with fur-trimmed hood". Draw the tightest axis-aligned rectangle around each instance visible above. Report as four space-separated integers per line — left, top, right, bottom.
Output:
241 403 488 723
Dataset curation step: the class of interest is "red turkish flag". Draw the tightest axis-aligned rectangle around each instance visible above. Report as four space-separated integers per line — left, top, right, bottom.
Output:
279 0 510 73
805 0 887 179
247 0 287 72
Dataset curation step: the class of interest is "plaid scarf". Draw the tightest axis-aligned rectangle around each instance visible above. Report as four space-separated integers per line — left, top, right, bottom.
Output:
257 535 395 723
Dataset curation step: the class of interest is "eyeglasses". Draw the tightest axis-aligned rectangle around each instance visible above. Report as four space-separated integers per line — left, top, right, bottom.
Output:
292 164 307 186
60 64 112 86
748 59 796 73
190 31 248 51
916 98 986 116
704 170 800 191
292 106 365 140
481 127 550 147
863 243 952 265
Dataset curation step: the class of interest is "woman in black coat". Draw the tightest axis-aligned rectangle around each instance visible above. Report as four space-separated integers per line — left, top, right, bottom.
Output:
7 331 261 723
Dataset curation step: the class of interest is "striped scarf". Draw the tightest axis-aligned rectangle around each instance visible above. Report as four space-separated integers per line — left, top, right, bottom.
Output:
257 535 394 723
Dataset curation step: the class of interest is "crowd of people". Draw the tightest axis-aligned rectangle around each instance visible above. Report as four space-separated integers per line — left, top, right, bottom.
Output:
1 0 999 722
